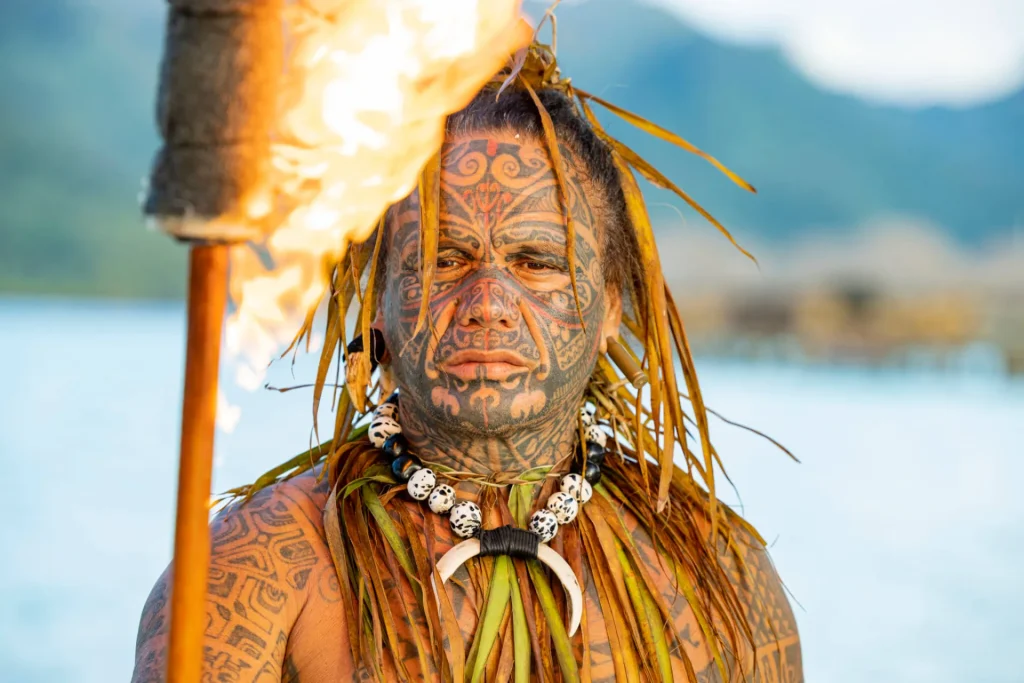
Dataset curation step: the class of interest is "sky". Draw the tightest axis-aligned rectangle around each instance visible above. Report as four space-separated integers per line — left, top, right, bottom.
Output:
107 0 1024 107
642 0 1024 106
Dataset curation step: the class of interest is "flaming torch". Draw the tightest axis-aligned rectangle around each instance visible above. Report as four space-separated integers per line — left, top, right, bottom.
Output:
143 1 531 679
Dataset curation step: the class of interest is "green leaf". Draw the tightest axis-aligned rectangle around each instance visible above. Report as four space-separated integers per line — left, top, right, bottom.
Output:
508 483 536 527
616 543 672 682
361 487 417 580
468 555 513 683
510 569 532 683
528 561 580 683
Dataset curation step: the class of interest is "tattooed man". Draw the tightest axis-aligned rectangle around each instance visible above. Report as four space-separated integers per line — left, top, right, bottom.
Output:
132 87 803 682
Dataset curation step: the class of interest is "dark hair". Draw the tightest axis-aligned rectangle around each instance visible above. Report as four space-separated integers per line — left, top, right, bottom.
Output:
375 87 647 320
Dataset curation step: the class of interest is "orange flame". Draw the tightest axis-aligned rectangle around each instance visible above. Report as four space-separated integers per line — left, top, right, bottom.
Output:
221 0 531 427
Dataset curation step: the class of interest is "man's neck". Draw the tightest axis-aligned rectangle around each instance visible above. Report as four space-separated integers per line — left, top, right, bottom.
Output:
397 404 578 478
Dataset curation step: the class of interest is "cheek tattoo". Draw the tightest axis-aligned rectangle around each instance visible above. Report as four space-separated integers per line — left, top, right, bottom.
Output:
380 136 607 473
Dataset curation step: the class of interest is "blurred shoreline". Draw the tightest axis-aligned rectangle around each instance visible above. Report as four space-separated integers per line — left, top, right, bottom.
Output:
5 214 1024 378
661 217 1024 374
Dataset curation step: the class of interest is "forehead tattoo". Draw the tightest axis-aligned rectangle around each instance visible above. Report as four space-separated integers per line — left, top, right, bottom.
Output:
393 137 598 259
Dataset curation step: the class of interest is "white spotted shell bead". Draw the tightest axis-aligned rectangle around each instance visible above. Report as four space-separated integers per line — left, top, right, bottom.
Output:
427 484 456 514
584 423 607 448
449 501 483 538
546 491 579 525
528 508 559 543
374 402 398 421
560 473 593 504
406 468 436 500
580 407 595 427
368 415 401 448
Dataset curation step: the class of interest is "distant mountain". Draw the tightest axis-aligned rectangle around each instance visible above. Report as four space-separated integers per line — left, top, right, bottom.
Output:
540 0 1024 245
0 0 1020 298
0 0 182 297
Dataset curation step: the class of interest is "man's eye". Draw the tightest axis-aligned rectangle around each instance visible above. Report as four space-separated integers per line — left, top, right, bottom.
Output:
520 259 563 273
437 257 463 269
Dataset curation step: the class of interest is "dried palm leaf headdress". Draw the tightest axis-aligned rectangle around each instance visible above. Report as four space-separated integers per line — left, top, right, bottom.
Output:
229 8 793 682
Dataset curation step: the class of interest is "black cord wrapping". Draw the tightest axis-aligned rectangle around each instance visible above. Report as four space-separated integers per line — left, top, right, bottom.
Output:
477 525 540 560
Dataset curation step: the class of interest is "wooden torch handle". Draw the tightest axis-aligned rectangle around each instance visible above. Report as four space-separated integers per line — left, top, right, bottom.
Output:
166 244 230 683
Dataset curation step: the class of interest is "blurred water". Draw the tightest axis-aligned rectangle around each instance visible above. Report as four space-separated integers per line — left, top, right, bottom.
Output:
0 297 1021 683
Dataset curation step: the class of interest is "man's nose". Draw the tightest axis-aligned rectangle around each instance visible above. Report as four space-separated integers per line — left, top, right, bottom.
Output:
456 277 521 330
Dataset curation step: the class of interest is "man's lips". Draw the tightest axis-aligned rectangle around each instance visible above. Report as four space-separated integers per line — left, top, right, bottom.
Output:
438 350 536 381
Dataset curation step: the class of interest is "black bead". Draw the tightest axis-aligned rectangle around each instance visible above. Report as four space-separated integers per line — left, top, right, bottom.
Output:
574 440 605 472
583 440 606 465
384 390 400 406
583 460 602 485
382 433 408 460
390 454 422 482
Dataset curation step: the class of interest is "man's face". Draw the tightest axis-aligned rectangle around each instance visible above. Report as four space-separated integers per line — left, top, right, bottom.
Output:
380 132 618 435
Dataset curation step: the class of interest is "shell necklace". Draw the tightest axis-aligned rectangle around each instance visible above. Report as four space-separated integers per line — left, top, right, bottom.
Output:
367 392 608 636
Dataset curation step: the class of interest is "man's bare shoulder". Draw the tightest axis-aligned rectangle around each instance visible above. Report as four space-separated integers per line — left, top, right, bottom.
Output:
613 499 803 682
130 466 336 683
718 511 802 665
221 466 331 539
710 512 803 682
203 466 334 603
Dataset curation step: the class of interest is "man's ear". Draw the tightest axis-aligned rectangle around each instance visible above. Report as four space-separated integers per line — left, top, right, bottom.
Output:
598 288 623 354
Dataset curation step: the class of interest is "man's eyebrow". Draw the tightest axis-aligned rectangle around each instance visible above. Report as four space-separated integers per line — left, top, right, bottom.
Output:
437 238 471 250
507 241 568 257
437 236 482 254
